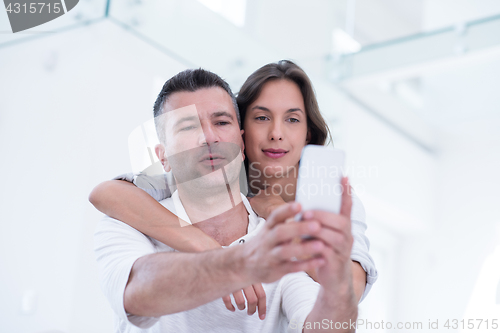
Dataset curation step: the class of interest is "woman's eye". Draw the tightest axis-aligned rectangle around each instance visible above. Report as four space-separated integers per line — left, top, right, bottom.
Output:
287 118 300 123
255 116 269 121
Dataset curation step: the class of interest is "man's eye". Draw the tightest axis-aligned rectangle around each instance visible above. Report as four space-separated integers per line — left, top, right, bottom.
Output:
216 121 230 126
180 125 196 131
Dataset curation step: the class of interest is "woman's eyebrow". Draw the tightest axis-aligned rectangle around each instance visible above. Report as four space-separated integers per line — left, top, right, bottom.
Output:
251 105 270 112
286 108 304 114
251 106 304 114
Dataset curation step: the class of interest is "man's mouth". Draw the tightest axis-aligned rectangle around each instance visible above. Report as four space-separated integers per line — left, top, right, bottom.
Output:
199 154 226 168
262 148 288 159
200 154 224 161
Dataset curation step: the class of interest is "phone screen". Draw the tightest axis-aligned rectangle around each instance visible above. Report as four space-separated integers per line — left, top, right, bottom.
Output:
295 145 345 220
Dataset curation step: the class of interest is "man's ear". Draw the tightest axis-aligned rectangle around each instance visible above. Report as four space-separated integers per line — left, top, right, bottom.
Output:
155 144 171 173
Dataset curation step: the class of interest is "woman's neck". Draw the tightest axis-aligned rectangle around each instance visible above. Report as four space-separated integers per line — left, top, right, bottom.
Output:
248 164 298 202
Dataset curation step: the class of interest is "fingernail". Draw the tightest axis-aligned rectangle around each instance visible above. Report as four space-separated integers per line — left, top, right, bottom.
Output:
260 314 266 320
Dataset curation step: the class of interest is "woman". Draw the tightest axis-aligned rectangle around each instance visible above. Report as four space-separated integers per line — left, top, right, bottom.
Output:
90 60 376 318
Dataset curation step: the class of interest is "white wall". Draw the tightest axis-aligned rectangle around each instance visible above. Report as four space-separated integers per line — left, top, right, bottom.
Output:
393 47 500 330
0 20 186 333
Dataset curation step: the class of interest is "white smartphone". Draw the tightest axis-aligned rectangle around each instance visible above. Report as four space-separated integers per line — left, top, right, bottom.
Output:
295 145 346 220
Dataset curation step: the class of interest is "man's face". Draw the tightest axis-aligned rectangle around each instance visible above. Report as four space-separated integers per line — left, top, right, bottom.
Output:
155 87 244 187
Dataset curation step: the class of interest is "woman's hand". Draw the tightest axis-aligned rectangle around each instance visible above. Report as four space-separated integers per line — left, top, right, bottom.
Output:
248 189 286 219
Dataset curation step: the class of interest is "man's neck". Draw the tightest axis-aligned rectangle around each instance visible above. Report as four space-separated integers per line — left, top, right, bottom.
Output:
192 202 249 246
176 181 249 246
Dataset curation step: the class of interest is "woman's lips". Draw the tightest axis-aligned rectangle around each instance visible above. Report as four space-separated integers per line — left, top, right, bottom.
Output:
262 148 288 159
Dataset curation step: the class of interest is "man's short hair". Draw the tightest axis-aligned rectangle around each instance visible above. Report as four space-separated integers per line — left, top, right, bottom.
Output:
153 69 240 144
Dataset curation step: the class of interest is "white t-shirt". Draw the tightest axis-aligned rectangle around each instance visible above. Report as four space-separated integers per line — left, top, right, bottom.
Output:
94 192 321 333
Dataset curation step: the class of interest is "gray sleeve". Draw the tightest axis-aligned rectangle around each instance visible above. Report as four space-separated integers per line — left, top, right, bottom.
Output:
113 173 135 183
113 173 172 202
350 191 378 303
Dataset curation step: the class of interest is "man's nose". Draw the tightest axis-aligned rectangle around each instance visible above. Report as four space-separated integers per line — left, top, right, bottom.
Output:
269 120 283 141
198 122 220 146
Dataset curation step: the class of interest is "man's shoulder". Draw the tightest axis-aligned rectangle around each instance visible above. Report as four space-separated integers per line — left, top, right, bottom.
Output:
95 214 139 234
94 213 176 254
94 215 154 248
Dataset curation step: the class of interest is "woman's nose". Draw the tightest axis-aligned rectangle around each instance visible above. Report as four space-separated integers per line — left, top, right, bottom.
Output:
269 121 283 141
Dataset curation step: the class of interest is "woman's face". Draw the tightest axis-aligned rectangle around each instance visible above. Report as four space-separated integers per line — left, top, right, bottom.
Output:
243 79 309 178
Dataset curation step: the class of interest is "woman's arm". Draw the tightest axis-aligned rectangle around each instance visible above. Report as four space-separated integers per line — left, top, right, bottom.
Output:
89 179 221 252
351 261 367 302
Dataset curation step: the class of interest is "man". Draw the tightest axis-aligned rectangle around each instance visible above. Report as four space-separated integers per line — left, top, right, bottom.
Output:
94 69 358 332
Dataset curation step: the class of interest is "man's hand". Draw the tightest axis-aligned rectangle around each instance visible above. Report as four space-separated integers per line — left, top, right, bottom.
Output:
302 177 354 292
239 202 327 285
303 177 358 333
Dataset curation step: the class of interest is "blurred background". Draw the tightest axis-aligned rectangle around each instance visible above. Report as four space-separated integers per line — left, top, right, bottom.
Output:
1 0 500 332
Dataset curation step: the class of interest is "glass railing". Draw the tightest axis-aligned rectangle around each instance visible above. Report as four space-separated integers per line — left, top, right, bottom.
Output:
336 14 500 80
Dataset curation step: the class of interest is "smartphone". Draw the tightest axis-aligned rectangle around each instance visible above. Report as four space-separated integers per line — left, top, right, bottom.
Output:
295 145 346 221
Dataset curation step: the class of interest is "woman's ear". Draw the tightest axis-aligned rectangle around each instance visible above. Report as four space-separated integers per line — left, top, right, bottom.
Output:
155 144 171 173
240 129 246 161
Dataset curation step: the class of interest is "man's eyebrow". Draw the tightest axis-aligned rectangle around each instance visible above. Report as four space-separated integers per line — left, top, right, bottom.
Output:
211 111 234 120
173 115 198 128
251 105 304 114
